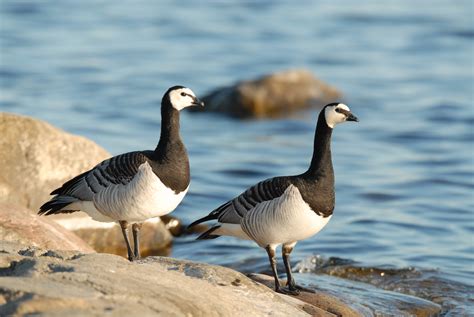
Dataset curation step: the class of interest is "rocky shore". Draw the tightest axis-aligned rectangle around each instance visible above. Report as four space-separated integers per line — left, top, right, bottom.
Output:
0 104 444 316
0 242 441 316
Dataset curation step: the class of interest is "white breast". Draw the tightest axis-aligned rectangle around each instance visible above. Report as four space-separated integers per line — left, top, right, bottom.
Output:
92 162 188 222
241 185 332 247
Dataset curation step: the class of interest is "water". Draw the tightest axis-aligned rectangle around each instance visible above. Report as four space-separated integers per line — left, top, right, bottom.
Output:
1 0 473 314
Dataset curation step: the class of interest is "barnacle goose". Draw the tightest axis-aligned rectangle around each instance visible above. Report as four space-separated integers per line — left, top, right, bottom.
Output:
39 86 203 261
189 103 358 294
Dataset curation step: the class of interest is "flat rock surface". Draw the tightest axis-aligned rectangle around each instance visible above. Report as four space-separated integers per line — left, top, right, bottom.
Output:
0 243 311 316
198 69 342 118
0 203 94 253
0 112 110 211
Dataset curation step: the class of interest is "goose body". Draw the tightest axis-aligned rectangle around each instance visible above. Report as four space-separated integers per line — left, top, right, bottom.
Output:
39 86 203 261
50 153 189 223
205 180 333 248
189 103 358 295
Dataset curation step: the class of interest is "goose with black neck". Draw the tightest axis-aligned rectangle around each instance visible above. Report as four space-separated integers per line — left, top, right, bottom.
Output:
188 103 358 295
39 85 204 261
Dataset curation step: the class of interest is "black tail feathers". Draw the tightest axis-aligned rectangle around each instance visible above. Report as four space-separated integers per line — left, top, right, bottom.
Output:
38 196 78 216
187 214 218 231
196 226 221 240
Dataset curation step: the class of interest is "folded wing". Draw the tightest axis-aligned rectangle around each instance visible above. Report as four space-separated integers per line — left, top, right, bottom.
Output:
188 177 292 239
39 151 148 215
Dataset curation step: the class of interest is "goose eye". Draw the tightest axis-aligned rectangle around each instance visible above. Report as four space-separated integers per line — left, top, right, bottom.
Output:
180 92 187 97
335 108 342 113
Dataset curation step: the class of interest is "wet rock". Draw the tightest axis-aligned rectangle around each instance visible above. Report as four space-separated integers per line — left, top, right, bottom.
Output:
0 243 311 316
314 262 471 316
250 273 442 317
0 203 94 253
199 69 342 118
160 214 184 237
0 112 110 211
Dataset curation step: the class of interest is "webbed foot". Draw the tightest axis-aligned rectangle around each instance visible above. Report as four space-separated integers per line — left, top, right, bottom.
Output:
276 286 300 296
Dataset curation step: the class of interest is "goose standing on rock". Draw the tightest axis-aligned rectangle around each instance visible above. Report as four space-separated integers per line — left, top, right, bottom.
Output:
188 103 358 295
39 86 204 261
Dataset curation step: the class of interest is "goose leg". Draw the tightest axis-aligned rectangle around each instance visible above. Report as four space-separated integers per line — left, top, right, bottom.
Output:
282 243 315 293
132 223 143 260
265 245 298 295
119 220 134 262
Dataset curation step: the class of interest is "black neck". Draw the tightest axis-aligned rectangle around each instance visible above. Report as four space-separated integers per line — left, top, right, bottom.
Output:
155 103 181 154
306 109 333 177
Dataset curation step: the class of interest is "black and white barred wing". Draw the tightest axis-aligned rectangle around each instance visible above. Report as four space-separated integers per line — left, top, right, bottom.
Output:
39 151 147 215
190 177 291 227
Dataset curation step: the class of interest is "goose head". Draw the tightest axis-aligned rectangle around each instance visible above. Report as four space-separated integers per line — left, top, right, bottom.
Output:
324 103 358 128
165 86 204 111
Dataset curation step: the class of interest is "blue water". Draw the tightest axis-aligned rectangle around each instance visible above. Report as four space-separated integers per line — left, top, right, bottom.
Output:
1 0 473 313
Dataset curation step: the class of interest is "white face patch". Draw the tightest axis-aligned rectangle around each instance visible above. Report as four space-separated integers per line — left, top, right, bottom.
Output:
324 103 351 128
169 88 197 111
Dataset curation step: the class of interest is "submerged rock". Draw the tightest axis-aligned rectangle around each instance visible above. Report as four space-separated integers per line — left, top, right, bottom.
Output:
0 112 110 211
0 242 310 316
294 255 471 315
0 203 94 253
250 273 442 317
198 69 342 118
314 261 471 316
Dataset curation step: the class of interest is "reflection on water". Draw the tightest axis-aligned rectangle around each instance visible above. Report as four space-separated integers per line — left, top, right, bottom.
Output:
1 0 472 314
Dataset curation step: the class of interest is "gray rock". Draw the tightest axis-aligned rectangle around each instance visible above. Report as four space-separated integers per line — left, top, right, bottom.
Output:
198 69 342 118
0 243 311 316
0 203 95 253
